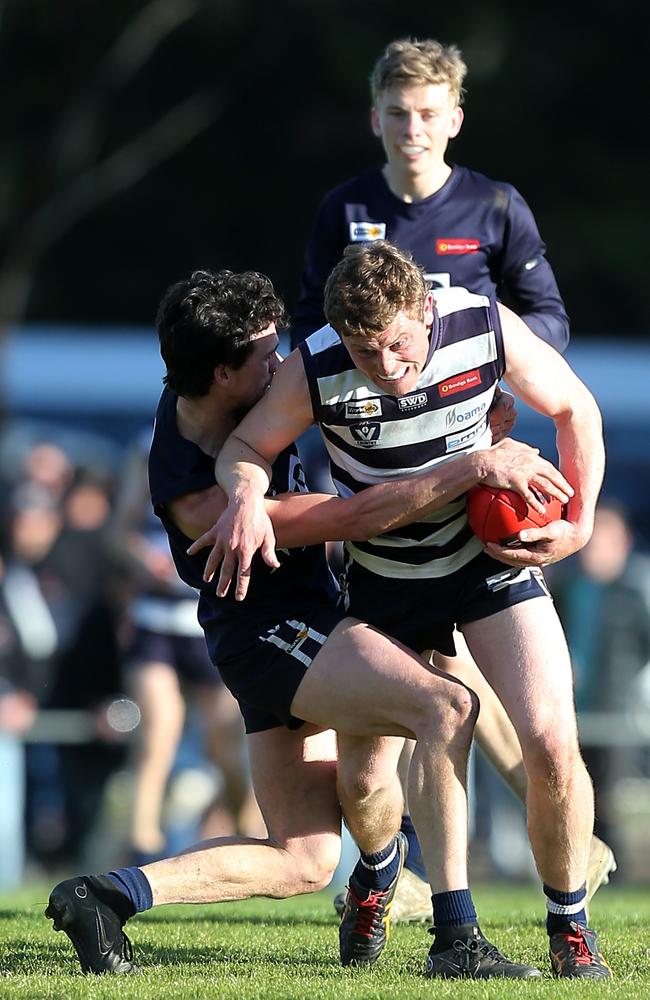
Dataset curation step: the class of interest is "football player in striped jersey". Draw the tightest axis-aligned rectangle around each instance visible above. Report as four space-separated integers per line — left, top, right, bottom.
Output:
209 243 612 978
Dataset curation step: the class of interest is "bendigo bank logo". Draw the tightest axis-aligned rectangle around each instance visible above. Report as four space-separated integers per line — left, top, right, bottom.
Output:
350 421 381 447
436 238 480 255
438 369 482 397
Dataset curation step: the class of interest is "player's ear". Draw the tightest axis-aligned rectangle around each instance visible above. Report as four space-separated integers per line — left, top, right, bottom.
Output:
423 291 435 325
214 364 229 386
370 106 382 137
449 105 464 138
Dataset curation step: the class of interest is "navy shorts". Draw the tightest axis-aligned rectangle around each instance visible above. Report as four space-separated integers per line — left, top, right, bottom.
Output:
206 605 346 734
341 552 551 657
126 627 222 688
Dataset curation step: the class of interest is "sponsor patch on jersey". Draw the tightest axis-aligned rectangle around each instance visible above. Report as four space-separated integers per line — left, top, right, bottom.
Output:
438 369 482 397
445 422 484 453
436 238 480 255
397 392 428 411
349 222 386 242
345 398 382 418
350 421 381 447
444 400 488 429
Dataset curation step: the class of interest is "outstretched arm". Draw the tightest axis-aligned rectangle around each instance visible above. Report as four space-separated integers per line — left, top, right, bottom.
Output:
185 436 573 586
489 303 604 568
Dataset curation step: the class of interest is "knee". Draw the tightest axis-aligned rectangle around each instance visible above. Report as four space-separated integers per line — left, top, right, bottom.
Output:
337 766 391 807
285 841 340 895
524 729 583 798
419 679 479 745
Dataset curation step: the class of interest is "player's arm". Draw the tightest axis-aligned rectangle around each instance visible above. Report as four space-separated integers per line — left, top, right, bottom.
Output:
210 350 316 599
493 302 604 567
266 438 572 547
188 436 572 567
497 187 570 353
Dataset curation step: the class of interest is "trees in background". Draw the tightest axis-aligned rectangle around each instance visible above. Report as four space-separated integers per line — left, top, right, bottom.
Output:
0 0 647 333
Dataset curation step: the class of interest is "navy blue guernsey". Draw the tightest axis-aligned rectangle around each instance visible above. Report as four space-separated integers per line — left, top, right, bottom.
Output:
290 165 568 352
148 386 337 664
298 287 505 580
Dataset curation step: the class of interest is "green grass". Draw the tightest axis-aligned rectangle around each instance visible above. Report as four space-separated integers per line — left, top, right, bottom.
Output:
0 883 648 998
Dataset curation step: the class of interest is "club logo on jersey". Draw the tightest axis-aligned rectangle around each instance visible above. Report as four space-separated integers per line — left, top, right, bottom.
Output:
436 238 480 255
349 222 386 242
345 399 382 418
445 400 488 429
445 422 485 453
397 392 427 411
438 369 482 397
350 421 381 447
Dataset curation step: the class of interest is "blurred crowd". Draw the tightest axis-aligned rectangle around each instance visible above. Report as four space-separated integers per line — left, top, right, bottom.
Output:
1 434 649 890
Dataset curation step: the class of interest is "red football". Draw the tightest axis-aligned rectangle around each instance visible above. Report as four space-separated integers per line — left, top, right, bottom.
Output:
467 484 564 546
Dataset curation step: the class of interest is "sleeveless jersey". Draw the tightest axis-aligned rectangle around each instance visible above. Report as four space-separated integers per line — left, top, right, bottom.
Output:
148 386 338 664
298 286 505 580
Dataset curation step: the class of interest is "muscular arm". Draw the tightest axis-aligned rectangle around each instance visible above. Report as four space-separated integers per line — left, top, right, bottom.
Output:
492 303 604 566
185 437 573 583
171 457 483 547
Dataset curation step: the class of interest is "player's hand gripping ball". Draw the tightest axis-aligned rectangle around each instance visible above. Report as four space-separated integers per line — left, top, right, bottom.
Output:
467 484 564 547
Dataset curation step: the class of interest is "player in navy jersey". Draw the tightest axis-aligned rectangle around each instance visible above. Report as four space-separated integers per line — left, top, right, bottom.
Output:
46 267 559 979
289 37 614 923
207 243 612 978
290 38 568 353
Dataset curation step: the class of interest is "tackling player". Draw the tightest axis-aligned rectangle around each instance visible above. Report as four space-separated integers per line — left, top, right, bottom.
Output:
45 268 564 979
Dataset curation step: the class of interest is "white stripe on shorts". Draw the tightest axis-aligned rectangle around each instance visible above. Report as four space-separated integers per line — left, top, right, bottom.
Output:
258 619 328 667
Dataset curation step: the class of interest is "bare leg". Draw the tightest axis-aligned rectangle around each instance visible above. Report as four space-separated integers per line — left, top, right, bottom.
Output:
200 683 266 839
432 634 528 800
397 638 527 809
128 662 185 855
290 618 478 892
463 599 594 891
336 734 403 853
143 726 341 904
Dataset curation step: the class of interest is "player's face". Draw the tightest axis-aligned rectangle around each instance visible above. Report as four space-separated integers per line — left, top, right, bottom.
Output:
342 294 434 397
371 83 463 183
231 324 281 413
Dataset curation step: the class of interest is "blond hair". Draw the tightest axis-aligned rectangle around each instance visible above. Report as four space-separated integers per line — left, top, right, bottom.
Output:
324 241 427 339
370 38 467 107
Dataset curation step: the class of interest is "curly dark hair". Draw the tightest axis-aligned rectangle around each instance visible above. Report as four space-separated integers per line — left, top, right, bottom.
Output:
156 269 286 398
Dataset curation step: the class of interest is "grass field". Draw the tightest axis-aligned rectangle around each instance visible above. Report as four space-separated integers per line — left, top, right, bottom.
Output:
0 882 648 998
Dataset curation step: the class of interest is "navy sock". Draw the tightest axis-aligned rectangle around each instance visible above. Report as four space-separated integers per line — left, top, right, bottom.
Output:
352 836 401 892
432 889 477 929
107 867 153 914
400 814 428 881
544 883 587 935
